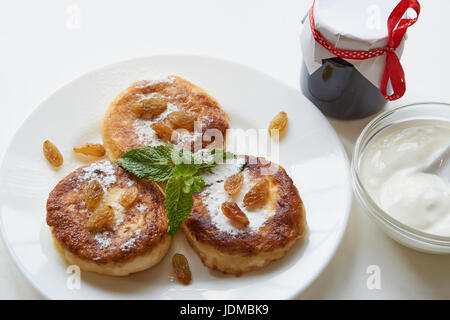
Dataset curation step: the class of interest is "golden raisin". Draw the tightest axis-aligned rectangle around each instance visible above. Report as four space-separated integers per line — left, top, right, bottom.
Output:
86 204 114 231
73 143 106 157
221 201 249 228
224 172 244 196
84 180 104 210
167 111 195 131
269 111 288 140
187 105 203 114
172 253 192 285
243 178 269 210
43 140 63 167
151 123 174 142
119 186 138 209
131 98 167 119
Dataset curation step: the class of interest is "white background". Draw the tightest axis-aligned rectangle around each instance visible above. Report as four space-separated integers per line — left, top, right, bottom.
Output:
0 0 449 299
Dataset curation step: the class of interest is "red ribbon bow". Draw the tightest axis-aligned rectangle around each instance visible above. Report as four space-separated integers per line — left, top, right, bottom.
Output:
309 0 420 101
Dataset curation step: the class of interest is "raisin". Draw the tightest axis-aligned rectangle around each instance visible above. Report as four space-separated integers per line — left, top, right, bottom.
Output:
224 172 244 196
131 98 167 119
243 178 269 210
221 201 249 228
167 111 195 131
73 143 106 157
43 140 63 167
269 111 288 140
84 180 104 210
172 253 192 285
119 186 138 208
86 204 114 231
151 123 174 142
187 105 203 114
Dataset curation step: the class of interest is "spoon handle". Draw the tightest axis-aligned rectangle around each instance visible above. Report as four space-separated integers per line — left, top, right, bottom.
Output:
422 143 450 181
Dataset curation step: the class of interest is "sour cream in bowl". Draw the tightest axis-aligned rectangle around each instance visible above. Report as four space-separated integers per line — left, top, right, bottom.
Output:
352 103 450 254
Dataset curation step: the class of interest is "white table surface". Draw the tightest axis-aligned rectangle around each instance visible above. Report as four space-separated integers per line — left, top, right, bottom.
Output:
1 0 449 300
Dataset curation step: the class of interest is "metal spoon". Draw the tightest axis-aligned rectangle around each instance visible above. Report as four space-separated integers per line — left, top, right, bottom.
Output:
422 143 450 182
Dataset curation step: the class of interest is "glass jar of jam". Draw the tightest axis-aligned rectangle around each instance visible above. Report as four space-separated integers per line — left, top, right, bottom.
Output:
300 57 386 120
300 0 419 120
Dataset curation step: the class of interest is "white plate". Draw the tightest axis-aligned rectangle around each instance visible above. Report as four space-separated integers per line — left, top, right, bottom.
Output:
0 55 351 299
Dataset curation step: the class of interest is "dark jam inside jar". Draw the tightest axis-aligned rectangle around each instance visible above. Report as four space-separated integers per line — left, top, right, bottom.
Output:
300 57 387 120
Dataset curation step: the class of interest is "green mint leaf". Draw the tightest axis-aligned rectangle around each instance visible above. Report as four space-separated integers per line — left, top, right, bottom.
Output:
116 158 174 182
191 176 205 193
166 176 193 236
168 143 194 165
116 145 175 182
182 176 194 193
173 163 199 177
194 149 236 168
116 143 240 236
122 145 174 163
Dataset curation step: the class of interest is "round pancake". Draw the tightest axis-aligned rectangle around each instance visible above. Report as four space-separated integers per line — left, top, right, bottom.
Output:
102 75 230 160
46 160 170 276
182 156 307 275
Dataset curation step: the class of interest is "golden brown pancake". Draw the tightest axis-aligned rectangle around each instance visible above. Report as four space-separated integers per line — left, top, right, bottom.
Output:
182 156 307 275
102 75 229 160
46 160 170 276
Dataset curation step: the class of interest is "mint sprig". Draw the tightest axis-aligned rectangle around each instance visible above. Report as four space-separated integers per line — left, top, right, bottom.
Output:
165 176 193 236
115 145 175 182
116 144 235 236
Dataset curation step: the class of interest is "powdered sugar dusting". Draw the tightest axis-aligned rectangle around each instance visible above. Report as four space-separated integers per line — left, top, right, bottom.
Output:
120 230 142 252
136 92 162 100
94 231 112 249
201 167 275 235
134 119 159 146
174 130 203 150
193 148 216 164
135 76 175 88
201 157 247 186
136 203 147 213
109 202 125 228
133 102 178 145
79 161 117 191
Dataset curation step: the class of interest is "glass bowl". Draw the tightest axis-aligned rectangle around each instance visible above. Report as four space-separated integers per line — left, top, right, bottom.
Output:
352 102 450 254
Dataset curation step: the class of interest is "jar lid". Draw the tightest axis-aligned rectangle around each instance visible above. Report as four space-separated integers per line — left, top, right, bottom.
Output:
314 0 402 51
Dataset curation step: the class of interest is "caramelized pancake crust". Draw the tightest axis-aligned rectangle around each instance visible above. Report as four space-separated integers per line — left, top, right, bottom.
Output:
182 157 307 274
102 75 229 159
46 161 168 266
